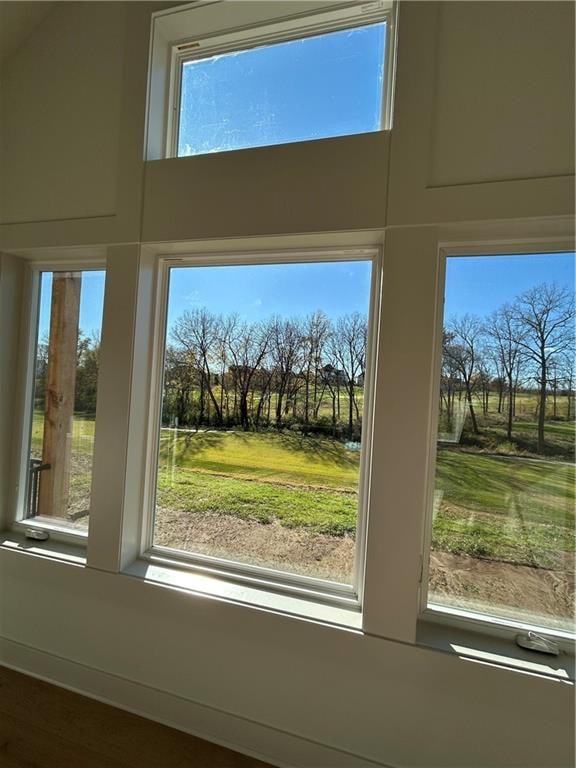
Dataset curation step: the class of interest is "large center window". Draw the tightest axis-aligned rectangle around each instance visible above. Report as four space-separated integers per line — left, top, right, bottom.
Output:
148 254 377 592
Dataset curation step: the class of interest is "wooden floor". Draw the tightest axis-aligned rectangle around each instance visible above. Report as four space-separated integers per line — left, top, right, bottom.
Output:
0 666 274 768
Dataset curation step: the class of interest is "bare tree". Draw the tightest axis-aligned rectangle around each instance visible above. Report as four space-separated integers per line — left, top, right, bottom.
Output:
171 308 223 425
439 330 462 430
226 318 271 430
511 283 575 452
302 310 331 426
329 313 367 438
270 317 304 426
558 352 576 422
163 343 198 426
443 315 484 435
485 304 525 441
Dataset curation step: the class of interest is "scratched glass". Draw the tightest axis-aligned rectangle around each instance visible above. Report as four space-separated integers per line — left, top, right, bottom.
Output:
177 23 386 157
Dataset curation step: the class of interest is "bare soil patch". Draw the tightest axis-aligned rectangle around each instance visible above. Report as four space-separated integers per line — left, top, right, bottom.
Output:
156 505 573 624
429 550 574 627
155 507 355 583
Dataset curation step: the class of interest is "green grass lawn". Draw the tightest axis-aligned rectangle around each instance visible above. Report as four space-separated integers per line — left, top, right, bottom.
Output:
442 393 575 459
158 429 575 570
457 420 575 460
30 411 575 570
157 467 357 536
157 429 360 536
433 448 575 568
31 411 96 456
159 429 360 490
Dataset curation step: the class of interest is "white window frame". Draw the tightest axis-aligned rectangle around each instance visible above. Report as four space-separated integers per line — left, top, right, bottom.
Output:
139 246 382 609
2 229 572 669
418 239 576 647
11 259 106 547
146 0 397 161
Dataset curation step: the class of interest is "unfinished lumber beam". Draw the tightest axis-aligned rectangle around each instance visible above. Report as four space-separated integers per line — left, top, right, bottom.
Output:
37 272 82 518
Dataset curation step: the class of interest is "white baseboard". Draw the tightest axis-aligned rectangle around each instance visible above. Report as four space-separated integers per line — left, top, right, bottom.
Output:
0 636 391 768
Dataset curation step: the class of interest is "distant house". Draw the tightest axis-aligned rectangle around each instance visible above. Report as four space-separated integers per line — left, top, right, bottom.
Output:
320 364 348 386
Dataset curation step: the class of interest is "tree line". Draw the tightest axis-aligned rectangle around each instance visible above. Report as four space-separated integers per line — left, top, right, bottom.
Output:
34 281 574 453
163 309 368 439
441 282 575 453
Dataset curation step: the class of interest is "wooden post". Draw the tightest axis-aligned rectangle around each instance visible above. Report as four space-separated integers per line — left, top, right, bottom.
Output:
37 272 82 518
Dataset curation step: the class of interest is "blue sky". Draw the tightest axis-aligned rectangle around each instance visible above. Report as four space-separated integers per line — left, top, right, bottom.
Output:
178 22 386 156
445 252 575 319
37 254 574 342
38 271 105 340
166 253 575 331
167 261 373 328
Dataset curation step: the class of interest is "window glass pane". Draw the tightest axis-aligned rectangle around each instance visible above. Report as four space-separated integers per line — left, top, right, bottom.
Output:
153 261 373 584
428 252 575 633
177 22 386 157
28 270 105 530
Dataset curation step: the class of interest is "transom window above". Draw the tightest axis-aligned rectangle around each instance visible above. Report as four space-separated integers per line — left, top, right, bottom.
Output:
159 2 395 158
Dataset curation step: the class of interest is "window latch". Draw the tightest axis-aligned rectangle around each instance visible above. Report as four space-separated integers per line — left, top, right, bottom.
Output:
515 631 560 656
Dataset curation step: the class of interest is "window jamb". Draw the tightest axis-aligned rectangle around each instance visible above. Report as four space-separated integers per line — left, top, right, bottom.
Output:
12 265 40 528
139 246 380 607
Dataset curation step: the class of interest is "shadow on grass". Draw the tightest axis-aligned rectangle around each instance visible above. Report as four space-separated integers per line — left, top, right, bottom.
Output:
159 428 358 469
458 421 575 461
437 448 574 525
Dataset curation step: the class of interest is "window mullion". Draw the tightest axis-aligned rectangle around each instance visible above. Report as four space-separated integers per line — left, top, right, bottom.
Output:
361 227 440 643
87 246 155 572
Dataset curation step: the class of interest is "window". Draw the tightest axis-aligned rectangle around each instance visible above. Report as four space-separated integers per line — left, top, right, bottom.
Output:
425 252 575 634
21 268 105 535
157 1 395 159
146 253 377 596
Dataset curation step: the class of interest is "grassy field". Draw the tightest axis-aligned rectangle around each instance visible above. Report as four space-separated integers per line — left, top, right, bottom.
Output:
158 430 359 536
434 449 574 569
30 411 95 457
30 411 575 571
159 429 359 489
441 392 574 459
157 428 575 569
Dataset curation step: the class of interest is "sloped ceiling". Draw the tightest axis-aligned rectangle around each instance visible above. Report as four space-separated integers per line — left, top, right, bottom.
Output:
0 1 57 61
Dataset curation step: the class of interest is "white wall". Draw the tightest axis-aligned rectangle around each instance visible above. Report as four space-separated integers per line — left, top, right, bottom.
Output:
0 3 574 767
0 1 152 249
387 1 575 225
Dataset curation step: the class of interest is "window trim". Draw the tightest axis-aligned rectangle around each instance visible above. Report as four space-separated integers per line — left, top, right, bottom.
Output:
2 227 572 671
139 246 382 608
161 1 396 159
419 239 576 643
11 259 106 546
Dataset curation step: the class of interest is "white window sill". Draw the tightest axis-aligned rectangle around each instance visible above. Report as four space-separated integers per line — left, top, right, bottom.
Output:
0 531 86 566
418 615 575 682
123 557 363 632
2 533 571 680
